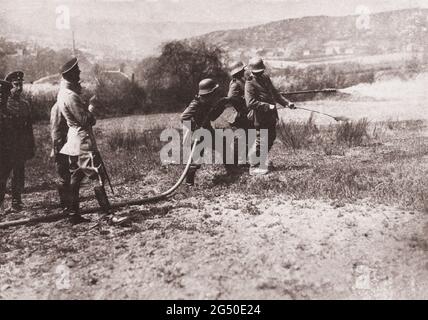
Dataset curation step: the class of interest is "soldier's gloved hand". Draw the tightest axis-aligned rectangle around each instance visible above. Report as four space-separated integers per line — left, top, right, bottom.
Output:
269 104 276 111
288 103 296 110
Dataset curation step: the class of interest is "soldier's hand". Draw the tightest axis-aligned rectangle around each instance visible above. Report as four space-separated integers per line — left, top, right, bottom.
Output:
89 95 101 108
288 103 296 110
269 104 276 111
88 104 96 114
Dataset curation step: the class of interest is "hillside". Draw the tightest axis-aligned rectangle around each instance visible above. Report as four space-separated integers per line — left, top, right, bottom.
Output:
197 8 428 62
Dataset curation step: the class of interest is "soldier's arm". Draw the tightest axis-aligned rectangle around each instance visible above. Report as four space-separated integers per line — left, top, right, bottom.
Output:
181 103 198 131
208 98 229 121
50 104 64 154
62 93 96 128
227 82 246 111
269 77 291 108
20 99 35 157
245 81 271 112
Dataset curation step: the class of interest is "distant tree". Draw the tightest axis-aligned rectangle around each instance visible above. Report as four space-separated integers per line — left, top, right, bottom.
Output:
91 63 146 116
136 40 229 112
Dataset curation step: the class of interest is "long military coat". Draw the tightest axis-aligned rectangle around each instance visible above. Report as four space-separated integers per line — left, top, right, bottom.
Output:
244 73 291 128
57 80 96 156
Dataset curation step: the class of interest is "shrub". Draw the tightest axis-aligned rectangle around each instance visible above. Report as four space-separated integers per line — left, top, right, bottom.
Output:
92 65 146 116
136 40 229 112
23 90 57 122
107 127 164 155
276 114 319 150
335 118 370 147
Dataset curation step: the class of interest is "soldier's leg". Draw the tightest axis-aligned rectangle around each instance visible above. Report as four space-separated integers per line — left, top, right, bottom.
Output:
267 126 277 152
69 156 86 215
0 157 14 212
55 154 71 208
185 136 205 186
10 161 25 210
216 130 238 174
248 128 261 168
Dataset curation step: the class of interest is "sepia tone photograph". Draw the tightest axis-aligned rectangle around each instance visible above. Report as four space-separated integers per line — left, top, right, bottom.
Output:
0 0 427 301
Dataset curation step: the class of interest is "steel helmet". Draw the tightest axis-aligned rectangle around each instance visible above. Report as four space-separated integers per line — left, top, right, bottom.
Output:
198 78 219 96
229 61 246 76
248 57 266 73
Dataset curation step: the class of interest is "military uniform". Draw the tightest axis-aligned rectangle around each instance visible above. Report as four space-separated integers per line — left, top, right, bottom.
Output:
0 80 13 212
245 71 291 162
227 77 252 129
181 96 219 132
56 78 107 214
0 72 35 211
180 79 233 185
50 102 71 208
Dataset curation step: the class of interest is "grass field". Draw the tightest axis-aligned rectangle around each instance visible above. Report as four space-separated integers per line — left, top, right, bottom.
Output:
0 77 427 299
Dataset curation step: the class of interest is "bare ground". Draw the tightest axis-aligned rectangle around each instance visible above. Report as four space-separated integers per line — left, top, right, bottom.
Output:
1 184 427 299
1 93 428 300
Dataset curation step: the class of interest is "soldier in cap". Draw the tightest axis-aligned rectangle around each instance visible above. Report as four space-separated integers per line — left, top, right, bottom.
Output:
181 78 232 186
245 57 296 176
202 62 253 168
0 72 35 213
56 58 110 224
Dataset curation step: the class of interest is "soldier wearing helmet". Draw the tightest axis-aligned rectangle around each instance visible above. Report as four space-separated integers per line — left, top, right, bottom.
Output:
245 57 296 176
0 72 35 213
180 78 231 186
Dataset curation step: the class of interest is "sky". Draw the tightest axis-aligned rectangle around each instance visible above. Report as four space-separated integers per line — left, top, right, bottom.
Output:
2 0 428 24
1 0 427 56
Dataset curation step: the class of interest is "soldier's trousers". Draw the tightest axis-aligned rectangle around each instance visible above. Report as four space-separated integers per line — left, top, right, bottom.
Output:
54 154 71 208
0 156 26 205
248 126 277 168
188 130 234 171
55 154 71 187
68 152 109 213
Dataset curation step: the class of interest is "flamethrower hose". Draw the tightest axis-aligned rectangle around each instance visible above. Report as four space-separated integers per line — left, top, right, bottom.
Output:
0 140 198 229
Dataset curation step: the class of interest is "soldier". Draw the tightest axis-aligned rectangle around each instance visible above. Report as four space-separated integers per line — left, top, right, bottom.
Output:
0 72 35 213
203 62 253 168
57 58 110 224
0 79 13 214
245 57 296 176
226 61 251 130
181 78 230 186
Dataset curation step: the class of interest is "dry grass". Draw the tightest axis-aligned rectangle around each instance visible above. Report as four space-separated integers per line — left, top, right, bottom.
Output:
277 116 370 152
335 118 370 147
277 114 319 150
22 112 428 213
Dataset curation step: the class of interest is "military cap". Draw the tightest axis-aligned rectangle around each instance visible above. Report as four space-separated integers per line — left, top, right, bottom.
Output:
229 61 246 76
5 71 24 83
198 78 219 96
60 57 79 75
248 57 266 73
0 80 13 92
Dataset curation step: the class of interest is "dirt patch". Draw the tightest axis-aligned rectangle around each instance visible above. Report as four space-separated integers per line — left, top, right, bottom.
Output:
1 193 427 299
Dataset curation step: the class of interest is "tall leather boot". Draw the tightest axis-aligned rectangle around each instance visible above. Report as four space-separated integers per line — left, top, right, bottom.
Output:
57 185 70 209
185 168 197 186
68 183 89 224
94 185 111 213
